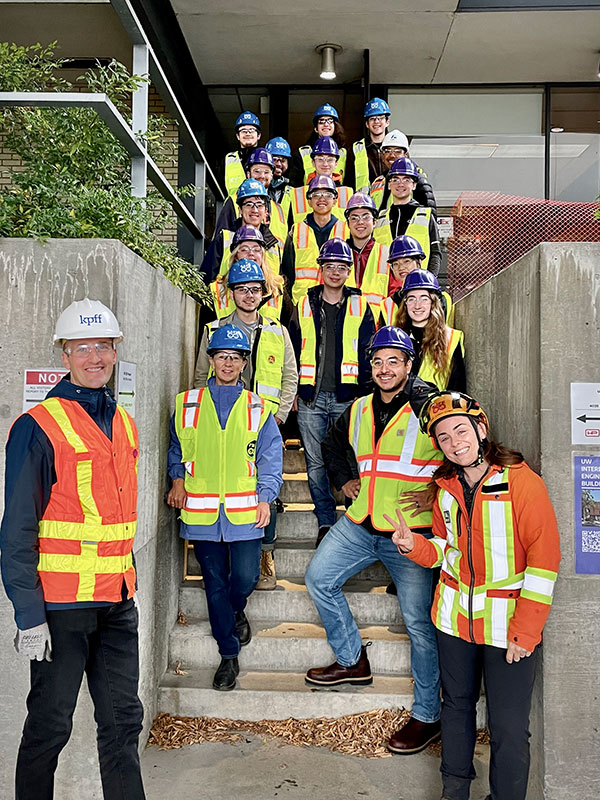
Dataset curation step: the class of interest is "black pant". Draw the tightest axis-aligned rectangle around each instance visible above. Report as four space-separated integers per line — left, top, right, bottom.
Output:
16 599 146 800
436 630 538 800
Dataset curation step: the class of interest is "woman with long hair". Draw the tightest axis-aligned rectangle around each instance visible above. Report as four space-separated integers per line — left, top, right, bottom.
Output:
385 390 561 800
393 268 465 392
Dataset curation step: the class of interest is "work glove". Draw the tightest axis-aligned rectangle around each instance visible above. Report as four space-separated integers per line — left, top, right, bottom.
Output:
14 622 52 662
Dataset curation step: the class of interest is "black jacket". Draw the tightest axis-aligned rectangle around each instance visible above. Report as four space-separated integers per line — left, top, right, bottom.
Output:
288 284 376 405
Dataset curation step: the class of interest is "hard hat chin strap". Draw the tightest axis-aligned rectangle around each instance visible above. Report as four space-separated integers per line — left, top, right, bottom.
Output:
463 417 487 469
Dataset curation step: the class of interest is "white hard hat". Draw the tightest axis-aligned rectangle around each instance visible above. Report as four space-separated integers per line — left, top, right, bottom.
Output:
53 298 123 346
381 129 409 151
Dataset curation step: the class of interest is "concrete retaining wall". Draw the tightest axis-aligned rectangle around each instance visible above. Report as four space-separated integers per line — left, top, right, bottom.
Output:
0 238 198 798
456 242 600 800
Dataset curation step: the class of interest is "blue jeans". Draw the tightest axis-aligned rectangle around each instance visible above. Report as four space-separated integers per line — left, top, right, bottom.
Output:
193 538 262 657
305 515 441 723
297 393 353 527
16 599 145 800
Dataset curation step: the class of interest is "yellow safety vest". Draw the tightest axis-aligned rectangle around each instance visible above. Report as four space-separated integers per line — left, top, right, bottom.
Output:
175 387 269 526
205 316 286 415
369 175 389 212
352 139 370 193
290 186 354 225
346 394 443 531
299 144 347 184
298 293 367 386
418 328 464 390
211 229 284 321
290 218 348 305
373 206 432 267
225 152 246 198
378 290 455 328
346 241 390 317
277 186 292 223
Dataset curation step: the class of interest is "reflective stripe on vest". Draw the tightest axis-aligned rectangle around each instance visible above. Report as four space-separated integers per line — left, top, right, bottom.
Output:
369 175 392 212
175 388 269 526
27 398 138 603
373 206 432 267
291 219 348 305
431 469 557 647
290 186 354 224
418 328 464 390
346 395 443 530
298 293 367 386
353 139 370 194
346 242 390 316
379 296 395 327
225 152 246 197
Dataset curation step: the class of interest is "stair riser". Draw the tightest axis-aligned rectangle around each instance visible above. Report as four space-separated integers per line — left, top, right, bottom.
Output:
169 631 411 674
178 586 404 627
283 450 307 473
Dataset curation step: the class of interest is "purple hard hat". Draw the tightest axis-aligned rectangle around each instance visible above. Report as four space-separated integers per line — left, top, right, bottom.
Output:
316 237 353 265
246 147 274 169
388 235 425 262
400 269 442 298
307 175 338 197
344 192 377 219
368 326 416 360
388 156 419 180
231 224 266 250
311 136 340 158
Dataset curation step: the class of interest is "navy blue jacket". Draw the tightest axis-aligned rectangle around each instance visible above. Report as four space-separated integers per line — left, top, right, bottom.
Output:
288 284 375 405
0 377 121 629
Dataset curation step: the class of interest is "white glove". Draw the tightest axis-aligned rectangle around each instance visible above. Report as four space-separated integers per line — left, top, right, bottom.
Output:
14 623 52 662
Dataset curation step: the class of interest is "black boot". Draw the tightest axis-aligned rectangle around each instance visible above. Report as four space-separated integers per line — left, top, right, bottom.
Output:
213 656 239 691
234 611 252 646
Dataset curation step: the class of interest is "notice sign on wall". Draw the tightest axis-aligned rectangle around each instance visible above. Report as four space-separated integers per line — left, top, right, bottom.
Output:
570 383 600 445
574 455 600 574
117 361 137 418
22 368 68 412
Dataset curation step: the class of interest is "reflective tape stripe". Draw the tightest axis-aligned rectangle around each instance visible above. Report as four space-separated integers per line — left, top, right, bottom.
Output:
350 396 369 452
116 406 136 448
41 398 88 453
363 292 384 305
341 362 359 378
348 295 362 317
296 268 319 280
247 395 264 432
255 383 282 400
225 493 258 511
182 389 203 429
521 568 557 603
38 550 133 574
185 494 220 512
76 459 102 522
299 365 315 380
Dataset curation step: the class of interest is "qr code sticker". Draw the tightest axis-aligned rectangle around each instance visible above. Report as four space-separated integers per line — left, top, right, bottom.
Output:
582 530 600 553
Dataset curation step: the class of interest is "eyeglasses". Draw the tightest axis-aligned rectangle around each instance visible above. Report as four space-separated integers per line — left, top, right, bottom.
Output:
317 117 335 125
389 176 415 184
238 127 257 135
232 285 263 296
370 356 408 368
322 264 350 273
64 342 113 358
249 168 272 177
383 147 406 157
368 115 388 123
313 155 337 163
347 213 374 223
272 156 287 165
213 352 244 363
237 244 263 257
241 201 266 210
309 191 335 200
405 294 432 306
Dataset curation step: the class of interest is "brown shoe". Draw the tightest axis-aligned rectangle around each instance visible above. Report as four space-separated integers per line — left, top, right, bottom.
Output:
255 550 277 590
387 717 441 755
305 643 373 687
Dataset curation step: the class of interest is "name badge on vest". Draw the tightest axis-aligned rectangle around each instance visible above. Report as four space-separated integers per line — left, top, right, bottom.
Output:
443 510 451 525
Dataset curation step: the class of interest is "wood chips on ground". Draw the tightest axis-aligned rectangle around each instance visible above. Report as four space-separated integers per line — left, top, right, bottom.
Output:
148 708 412 758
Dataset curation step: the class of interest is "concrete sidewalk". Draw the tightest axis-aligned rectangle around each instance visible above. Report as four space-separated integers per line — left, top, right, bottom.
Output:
141 735 491 800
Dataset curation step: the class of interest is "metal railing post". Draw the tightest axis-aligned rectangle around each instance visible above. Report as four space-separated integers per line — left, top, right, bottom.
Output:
131 43 149 198
193 159 206 264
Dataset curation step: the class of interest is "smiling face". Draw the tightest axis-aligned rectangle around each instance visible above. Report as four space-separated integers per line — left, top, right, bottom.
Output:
390 260 419 288
404 289 433 327
370 347 412 396
315 117 335 137
272 155 288 178
312 154 337 177
308 190 335 216
248 163 273 189
347 210 375 241
366 115 389 139
389 175 417 202
236 126 260 148
320 260 350 290
61 338 116 389
209 350 247 385
239 198 267 227
434 416 488 467
231 282 264 313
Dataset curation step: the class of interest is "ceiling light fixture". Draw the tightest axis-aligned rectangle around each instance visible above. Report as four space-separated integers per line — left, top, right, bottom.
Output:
550 126 564 133
316 43 342 81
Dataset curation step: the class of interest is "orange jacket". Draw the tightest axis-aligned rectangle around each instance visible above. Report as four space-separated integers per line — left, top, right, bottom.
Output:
407 462 561 651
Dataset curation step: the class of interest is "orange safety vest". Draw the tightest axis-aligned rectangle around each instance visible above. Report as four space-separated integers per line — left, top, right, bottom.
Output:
27 397 138 603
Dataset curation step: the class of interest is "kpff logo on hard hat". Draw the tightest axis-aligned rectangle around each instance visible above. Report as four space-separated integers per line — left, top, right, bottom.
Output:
79 313 104 326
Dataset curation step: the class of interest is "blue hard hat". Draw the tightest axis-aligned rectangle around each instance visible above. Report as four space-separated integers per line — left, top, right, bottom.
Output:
400 269 442 298
236 178 269 204
227 259 266 287
313 103 339 123
344 192 377 219
311 136 340 158
368 326 415 360
364 98 391 118
235 111 261 131
207 324 251 355
307 175 338 197
388 157 419 180
316 238 353 265
265 137 292 158
246 147 274 169
231 224 266 250
389 235 425 263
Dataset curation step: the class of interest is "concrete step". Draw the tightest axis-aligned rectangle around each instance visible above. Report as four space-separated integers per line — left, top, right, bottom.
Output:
178 579 404 627
158 667 420 721
280 474 313 504
274 508 319 539
283 448 306 474
184 539 392 582
169 619 411 674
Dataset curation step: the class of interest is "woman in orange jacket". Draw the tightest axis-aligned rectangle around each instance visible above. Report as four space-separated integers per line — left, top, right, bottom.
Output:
384 390 561 800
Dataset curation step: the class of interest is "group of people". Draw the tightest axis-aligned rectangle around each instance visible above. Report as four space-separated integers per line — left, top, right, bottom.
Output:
0 97 562 800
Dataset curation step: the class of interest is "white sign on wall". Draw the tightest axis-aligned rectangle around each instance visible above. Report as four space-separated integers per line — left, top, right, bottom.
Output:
571 383 600 445
117 361 137 417
22 369 68 412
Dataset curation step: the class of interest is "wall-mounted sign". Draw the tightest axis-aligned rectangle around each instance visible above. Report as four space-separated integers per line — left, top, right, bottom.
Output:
117 361 137 418
22 369 68 412
573 455 600 575
570 383 600 445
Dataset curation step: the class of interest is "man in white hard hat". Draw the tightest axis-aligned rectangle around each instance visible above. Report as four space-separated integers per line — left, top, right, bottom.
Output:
369 130 436 213
0 298 146 800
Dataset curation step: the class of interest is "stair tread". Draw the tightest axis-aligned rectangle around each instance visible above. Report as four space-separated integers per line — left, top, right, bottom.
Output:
181 576 392 594
173 619 408 643
160 667 414 696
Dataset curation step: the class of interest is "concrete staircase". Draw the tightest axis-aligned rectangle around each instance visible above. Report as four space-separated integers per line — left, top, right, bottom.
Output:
157 447 484 723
